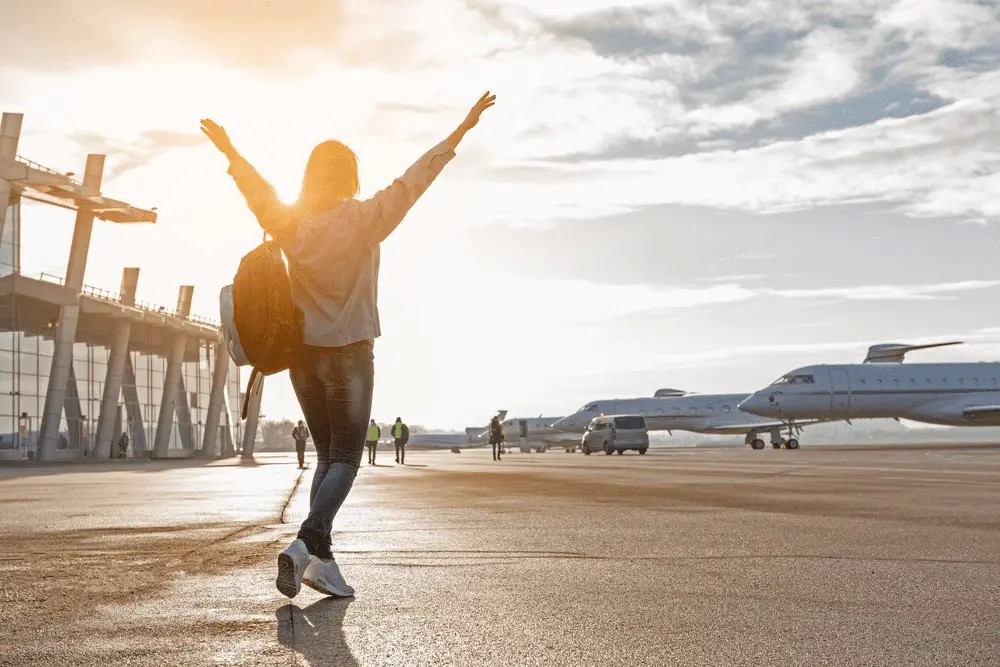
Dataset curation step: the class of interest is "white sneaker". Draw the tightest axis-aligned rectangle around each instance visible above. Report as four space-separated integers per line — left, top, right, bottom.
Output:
275 538 310 598
303 555 355 597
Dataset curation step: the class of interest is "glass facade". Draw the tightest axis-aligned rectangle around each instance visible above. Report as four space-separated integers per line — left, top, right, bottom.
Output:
0 328 55 454
0 193 243 460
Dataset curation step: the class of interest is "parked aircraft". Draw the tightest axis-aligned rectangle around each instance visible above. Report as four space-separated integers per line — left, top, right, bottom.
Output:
476 414 573 452
737 341 1000 428
405 428 488 449
553 390 800 449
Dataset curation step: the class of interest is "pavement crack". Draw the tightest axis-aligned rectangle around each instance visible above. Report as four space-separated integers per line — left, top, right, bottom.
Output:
280 467 308 524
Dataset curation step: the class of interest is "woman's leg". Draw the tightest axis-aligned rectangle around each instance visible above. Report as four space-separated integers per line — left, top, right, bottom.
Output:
289 349 332 508
295 342 374 556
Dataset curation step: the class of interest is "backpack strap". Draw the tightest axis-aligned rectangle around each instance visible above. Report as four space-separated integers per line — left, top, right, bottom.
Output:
242 367 261 420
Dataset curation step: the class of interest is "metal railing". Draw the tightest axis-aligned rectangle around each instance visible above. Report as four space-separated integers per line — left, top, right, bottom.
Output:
33 272 220 328
15 155 83 186
38 272 64 285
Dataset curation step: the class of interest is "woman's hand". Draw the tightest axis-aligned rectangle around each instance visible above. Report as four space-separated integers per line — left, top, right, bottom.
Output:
446 92 496 151
200 119 237 159
460 92 497 131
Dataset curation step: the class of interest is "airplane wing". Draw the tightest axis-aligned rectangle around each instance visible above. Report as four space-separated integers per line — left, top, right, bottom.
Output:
702 420 784 432
701 418 825 434
961 405 1000 420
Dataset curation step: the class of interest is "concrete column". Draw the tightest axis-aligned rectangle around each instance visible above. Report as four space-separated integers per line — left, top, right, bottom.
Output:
241 373 263 460
93 319 131 458
37 154 104 461
152 286 193 458
65 364 85 454
201 342 229 457
93 268 139 458
0 113 23 244
122 355 147 456
176 379 194 449
152 335 186 458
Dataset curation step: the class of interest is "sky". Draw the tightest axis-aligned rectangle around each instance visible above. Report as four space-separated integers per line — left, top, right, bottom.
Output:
2 0 999 430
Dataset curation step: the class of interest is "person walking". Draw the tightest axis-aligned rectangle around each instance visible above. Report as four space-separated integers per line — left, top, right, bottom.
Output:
366 419 381 466
392 417 409 465
117 431 129 459
202 91 495 599
489 415 503 461
292 420 310 469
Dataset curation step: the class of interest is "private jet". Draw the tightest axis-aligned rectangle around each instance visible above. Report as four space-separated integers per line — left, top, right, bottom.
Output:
737 341 1000 428
553 389 802 449
476 414 573 452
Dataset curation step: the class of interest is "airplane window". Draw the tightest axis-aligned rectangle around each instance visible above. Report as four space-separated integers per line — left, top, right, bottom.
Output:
926 378 932 385
974 378 980 387
860 378 866 386
722 405 731 413
941 378 948 386
893 379 900 387
959 378 965 386
776 374 816 385
877 379 883 386
909 379 916 386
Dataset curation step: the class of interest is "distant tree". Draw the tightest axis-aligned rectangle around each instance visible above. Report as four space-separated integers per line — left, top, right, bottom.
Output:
258 418 297 451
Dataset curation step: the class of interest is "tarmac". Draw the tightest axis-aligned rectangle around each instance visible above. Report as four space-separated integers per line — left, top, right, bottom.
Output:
1 444 998 666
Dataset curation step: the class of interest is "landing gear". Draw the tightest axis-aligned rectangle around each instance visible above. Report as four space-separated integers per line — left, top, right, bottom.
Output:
750 439 765 450
604 442 613 455
772 442 782 449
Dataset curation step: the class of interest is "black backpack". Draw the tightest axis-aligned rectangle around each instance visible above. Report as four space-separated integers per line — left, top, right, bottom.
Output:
222 239 302 419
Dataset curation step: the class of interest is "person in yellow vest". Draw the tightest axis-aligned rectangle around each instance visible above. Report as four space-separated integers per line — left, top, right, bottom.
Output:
392 417 409 465
366 420 381 466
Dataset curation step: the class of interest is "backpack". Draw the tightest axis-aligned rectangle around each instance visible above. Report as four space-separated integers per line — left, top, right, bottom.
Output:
400 423 410 443
220 239 302 419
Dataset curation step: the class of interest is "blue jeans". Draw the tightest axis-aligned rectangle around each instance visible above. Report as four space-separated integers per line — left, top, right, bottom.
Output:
289 340 374 558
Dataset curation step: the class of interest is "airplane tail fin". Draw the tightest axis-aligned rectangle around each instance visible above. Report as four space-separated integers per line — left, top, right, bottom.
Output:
863 341 962 363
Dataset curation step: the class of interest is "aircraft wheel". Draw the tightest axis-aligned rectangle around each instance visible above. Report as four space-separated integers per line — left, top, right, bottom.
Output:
786 438 800 450
604 442 613 455
772 442 782 449
751 439 765 450
639 449 647 455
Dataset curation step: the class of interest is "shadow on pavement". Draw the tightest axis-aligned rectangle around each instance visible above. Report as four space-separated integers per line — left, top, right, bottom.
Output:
276 598 358 667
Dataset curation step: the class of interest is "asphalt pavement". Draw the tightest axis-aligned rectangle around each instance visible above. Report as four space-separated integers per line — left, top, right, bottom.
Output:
1 444 998 666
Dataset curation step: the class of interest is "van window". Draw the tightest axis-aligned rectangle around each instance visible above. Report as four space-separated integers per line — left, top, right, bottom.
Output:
613 416 646 430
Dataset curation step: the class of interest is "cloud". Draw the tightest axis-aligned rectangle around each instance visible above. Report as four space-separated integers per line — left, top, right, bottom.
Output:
0 0 421 73
765 279 1000 301
69 130 204 180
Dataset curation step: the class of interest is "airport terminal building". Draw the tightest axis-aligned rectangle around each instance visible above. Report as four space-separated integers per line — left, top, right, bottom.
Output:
0 112 258 462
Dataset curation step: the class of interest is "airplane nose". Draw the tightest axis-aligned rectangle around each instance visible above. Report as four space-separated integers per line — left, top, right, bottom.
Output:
552 416 575 432
739 393 768 415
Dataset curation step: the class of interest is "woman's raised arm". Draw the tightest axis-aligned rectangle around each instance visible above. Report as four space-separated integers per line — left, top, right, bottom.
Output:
201 119 295 244
358 92 497 243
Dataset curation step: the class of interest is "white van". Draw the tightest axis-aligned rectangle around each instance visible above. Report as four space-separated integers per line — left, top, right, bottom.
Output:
581 415 649 455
